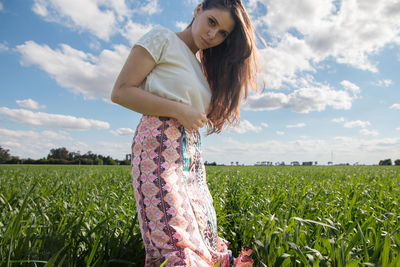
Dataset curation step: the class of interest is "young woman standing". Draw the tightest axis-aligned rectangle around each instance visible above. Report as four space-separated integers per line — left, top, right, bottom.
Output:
111 0 259 266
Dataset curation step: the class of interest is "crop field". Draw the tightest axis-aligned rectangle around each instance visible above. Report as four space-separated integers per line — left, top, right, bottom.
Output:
1 165 399 266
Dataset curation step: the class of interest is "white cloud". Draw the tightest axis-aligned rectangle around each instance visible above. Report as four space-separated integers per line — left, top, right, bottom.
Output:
0 2 3 11
261 122 269 128
248 0 400 95
110 128 135 136
340 80 361 95
31 0 161 41
397 127 400 131
204 135 400 165
175 21 188 31
228 120 262 134
375 79 393 87
0 43 8 52
389 103 400 110
184 0 201 5
332 117 345 123
32 0 116 41
0 107 109 130
343 120 371 128
137 0 161 15
0 128 130 160
16 41 130 101
286 123 306 128
16 99 46 110
121 21 153 46
0 128 71 158
243 82 353 113
360 129 379 136
276 131 285 135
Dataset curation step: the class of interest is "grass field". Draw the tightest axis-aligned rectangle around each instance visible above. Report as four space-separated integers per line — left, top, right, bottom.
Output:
1 165 399 266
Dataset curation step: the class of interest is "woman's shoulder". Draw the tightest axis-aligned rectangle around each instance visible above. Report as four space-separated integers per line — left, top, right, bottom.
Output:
144 25 175 41
135 25 177 63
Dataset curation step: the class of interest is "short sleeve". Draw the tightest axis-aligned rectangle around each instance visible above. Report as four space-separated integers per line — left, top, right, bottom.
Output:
135 26 169 63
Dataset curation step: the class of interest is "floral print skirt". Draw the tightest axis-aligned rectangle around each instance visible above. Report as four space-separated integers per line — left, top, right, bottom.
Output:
131 115 253 266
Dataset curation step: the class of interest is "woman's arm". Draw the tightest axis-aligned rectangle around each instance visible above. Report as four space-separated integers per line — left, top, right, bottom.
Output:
111 45 208 131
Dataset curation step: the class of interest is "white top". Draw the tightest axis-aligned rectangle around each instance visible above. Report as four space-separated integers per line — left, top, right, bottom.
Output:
135 25 211 113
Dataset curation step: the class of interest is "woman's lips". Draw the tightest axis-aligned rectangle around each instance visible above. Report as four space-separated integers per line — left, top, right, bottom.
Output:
201 37 210 47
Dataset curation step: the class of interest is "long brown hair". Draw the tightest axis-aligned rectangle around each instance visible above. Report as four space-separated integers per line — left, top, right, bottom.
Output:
198 0 259 134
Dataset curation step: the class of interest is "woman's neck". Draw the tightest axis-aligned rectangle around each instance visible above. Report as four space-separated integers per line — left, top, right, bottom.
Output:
176 28 199 55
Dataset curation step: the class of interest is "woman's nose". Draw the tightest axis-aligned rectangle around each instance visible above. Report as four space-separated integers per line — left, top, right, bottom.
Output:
208 29 217 39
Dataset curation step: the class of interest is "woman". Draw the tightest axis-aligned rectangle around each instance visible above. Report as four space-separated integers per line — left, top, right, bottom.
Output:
111 0 258 266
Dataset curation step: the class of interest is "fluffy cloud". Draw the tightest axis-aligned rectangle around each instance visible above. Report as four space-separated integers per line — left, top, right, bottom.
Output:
32 0 117 40
343 120 371 128
340 80 361 95
175 21 188 31
247 0 400 106
120 21 153 46
137 0 161 15
243 82 353 113
276 131 284 135
286 123 306 128
389 103 400 110
16 41 130 101
16 99 46 109
0 128 130 160
110 128 135 136
0 107 109 130
31 0 161 41
332 117 345 123
360 129 379 136
204 135 400 165
184 0 201 5
375 79 393 87
0 128 71 158
0 43 8 52
228 120 262 134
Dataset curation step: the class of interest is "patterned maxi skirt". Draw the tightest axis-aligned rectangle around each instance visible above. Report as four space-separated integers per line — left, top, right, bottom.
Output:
131 115 253 267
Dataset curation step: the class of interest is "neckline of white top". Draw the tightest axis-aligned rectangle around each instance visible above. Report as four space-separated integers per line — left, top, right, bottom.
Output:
166 29 201 65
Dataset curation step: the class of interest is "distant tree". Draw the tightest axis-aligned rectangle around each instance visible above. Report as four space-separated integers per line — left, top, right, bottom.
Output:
120 160 130 165
84 151 97 160
68 151 81 160
379 159 392 165
8 156 21 164
47 147 69 160
94 158 103 165
0 146 11 163
394 159 400 166
108 159 117 165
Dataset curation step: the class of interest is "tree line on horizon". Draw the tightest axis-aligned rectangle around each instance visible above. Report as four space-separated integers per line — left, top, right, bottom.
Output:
0 146 130 165
1 145 399 166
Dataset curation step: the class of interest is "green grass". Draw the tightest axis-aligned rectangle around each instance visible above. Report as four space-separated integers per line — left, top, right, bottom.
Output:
0 165 399 266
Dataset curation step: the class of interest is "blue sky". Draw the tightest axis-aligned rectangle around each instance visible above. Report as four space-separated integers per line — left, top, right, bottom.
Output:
0 0 399 165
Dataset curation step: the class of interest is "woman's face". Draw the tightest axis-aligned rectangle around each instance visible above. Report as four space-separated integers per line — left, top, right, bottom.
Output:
191 5 235 50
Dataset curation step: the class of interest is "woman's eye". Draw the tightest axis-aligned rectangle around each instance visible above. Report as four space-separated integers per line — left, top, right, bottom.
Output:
208 18 216 26
219 31 228 38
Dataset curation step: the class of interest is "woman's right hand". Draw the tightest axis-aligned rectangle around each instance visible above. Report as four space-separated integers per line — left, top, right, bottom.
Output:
175 103 208 131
